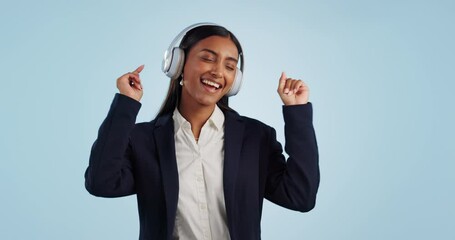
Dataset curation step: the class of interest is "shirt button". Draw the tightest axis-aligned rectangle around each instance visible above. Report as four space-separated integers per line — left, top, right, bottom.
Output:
197 177 203 182
200 204 207 210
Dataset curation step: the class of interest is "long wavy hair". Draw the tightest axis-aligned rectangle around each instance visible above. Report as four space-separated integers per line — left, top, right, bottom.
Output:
156 25 243 118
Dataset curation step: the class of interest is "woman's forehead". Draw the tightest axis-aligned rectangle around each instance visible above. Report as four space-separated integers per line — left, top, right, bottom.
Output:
190 36 239 58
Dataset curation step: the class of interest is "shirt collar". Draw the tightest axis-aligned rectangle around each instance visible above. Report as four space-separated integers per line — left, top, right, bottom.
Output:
209 105 225 131
172 105 225 133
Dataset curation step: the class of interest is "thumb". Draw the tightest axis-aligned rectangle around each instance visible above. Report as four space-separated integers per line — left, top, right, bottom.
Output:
278 71 287 91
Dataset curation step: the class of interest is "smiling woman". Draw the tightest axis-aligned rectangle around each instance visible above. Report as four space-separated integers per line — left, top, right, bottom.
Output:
178 36 240 135
84 23 320 240
158 24 245 119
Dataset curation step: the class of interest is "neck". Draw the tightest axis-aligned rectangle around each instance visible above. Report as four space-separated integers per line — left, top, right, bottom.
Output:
178 99 215 140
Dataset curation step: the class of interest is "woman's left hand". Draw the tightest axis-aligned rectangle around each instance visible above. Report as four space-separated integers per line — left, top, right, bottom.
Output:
277 72 309 105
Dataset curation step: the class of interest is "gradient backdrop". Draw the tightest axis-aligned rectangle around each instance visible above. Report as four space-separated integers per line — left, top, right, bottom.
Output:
1 0 454 239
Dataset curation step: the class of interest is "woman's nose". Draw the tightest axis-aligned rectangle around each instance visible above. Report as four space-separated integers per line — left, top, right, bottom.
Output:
210 62 223 78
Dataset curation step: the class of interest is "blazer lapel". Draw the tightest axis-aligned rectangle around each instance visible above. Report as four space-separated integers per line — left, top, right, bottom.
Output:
223 110 245 236
153 115 179 238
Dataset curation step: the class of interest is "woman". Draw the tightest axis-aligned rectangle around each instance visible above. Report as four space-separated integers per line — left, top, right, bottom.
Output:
85 23 319 240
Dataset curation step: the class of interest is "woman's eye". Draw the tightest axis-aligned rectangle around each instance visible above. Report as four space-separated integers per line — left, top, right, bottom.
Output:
226 65 235 71
201 57 214 62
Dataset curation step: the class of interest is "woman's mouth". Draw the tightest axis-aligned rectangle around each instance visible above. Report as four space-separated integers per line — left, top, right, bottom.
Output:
201 79 222 92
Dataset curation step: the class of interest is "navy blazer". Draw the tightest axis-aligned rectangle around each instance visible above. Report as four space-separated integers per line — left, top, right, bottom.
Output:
85 93 319 240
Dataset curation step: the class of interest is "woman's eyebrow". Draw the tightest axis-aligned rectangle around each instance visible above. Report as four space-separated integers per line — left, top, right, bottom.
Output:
200 48 238 63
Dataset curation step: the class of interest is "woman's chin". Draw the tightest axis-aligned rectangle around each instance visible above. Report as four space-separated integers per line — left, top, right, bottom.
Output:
181 87 226 108
195 95 222 107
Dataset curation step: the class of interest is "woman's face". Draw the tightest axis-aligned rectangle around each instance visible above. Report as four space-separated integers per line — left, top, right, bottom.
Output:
181 35 239 108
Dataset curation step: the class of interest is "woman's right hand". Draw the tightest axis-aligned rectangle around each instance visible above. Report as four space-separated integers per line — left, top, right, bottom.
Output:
116 65 145 102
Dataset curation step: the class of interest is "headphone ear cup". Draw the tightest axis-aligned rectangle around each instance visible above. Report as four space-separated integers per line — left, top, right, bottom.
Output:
226 67 243 97
165 47 185 79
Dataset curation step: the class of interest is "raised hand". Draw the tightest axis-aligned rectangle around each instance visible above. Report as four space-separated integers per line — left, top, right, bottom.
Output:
277 72 309 105
116 65 145 102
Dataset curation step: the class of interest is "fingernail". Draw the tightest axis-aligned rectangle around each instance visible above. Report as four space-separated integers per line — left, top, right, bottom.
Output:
284 88 289 94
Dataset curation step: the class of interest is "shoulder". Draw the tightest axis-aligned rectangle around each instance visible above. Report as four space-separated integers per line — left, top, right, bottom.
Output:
224 110 274 134
242 115 271 130
130 115 170 138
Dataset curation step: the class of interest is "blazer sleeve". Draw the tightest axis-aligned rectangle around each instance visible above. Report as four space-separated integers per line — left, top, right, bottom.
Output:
264 103 320 212
85 93 141 198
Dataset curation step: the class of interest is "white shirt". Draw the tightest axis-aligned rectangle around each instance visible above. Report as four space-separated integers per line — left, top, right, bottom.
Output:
172 106 230 240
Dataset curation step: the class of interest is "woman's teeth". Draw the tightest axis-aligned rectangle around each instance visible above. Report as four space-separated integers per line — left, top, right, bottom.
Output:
202 79 221 89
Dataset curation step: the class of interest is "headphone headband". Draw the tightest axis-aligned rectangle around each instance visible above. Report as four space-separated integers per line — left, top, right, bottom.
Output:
162 22 218 74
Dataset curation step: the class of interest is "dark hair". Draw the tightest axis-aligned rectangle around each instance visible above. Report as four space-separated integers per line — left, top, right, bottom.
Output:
156 25 243 118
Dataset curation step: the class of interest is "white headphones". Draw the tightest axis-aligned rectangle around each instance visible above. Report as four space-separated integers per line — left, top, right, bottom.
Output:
161 22 244 97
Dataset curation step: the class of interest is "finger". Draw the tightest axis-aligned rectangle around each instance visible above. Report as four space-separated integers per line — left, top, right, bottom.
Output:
278 72 287 92
289 80 299 92
291 80 304 93
128 73 142 84
128 75 143 90
133 64 145 74
118 72 131 81
118 71 140 84
292 81 304 94
130 80 142 91
130 81 143 91
284 78 294 95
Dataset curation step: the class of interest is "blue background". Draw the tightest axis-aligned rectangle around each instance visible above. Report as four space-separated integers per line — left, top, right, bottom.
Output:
1 0 454 239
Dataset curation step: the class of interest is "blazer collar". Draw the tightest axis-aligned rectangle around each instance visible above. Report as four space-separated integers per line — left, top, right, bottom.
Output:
222 110 245 236
153 114 179 238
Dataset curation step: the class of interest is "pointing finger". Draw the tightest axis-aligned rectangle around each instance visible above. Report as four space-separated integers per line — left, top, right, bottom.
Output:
133 64 145 74
278 71 287 92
